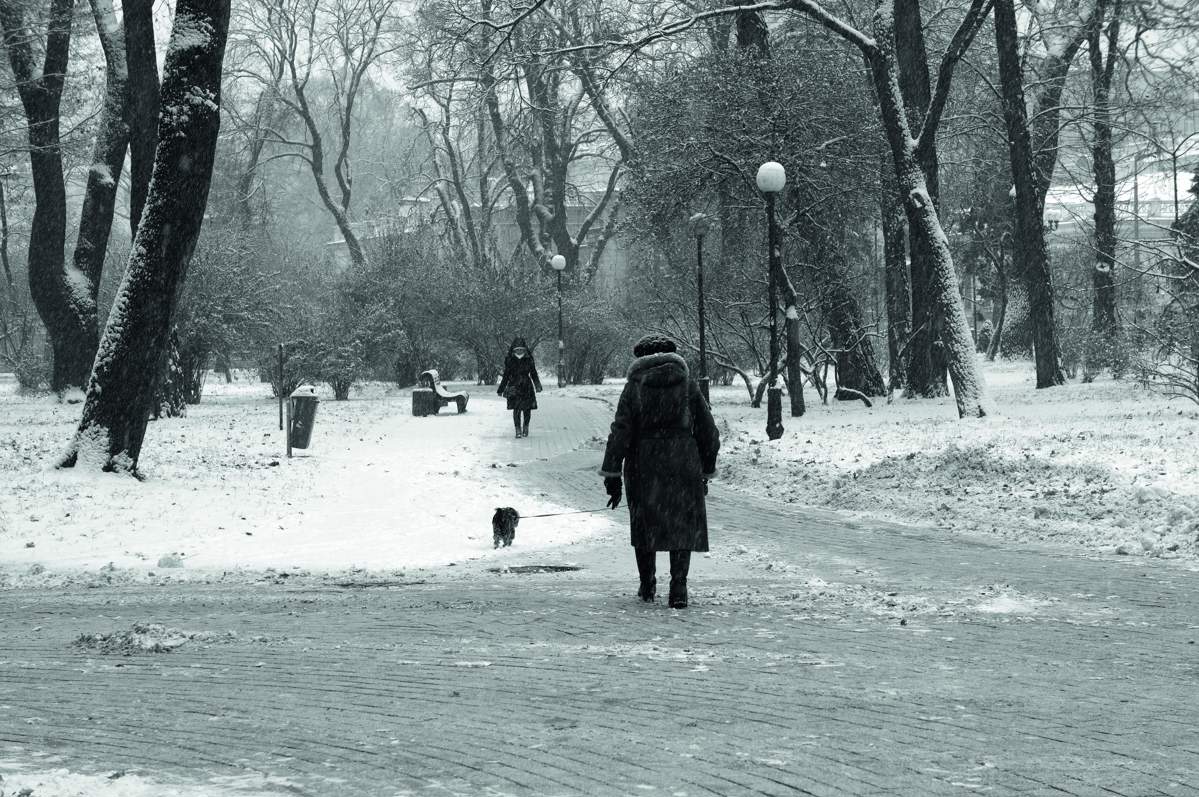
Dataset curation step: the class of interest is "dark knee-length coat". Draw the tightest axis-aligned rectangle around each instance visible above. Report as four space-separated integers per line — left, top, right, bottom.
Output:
497 354 542 411
600 352 720 551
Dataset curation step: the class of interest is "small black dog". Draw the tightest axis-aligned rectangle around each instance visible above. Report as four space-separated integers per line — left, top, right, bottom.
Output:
492 507 519 548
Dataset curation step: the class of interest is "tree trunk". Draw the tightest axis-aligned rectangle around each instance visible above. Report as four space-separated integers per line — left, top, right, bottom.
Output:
152 329 187 419
0 0 90 392
986 257 1008 361
805 233 886 399
894 0 948 398
994 0 1065 388
69 0 132 376
822 274 886 399
61 0 231 472
880 153 911 391
870 11 986 417
123 0 160 238
1089 0 1120 350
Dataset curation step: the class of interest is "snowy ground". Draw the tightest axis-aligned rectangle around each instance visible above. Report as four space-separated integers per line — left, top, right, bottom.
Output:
0 375 611 587
705 359 1199 561
5 358 1198 590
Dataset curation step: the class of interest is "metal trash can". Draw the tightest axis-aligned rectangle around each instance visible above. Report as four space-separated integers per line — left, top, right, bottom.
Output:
289 385 320 449
411 387 438 417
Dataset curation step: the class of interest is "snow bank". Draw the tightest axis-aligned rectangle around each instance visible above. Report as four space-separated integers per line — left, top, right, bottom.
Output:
0 758 298 797
707 359 1199 560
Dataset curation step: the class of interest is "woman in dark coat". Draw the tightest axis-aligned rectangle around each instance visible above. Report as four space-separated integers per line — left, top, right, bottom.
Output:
600 334 719 608
496 337 543 438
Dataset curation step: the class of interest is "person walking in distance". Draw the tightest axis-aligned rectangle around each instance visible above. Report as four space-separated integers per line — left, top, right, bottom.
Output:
600 334 720 608
497 337 542 438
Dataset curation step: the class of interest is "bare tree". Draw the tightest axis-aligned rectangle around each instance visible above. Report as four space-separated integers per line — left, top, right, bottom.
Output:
0 0 162 391
236 0 400 267
61 0 233 472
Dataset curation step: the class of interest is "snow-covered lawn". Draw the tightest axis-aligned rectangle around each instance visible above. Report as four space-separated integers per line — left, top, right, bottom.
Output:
709 359 1199 560
0 376 610 586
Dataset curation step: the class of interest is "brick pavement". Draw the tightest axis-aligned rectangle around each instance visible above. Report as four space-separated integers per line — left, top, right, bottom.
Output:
2 392 1198 795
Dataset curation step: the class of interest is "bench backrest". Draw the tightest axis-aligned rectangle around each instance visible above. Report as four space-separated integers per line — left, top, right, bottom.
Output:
418 369 441 389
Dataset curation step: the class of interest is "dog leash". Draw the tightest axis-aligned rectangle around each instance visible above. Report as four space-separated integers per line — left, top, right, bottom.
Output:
519 507 613 519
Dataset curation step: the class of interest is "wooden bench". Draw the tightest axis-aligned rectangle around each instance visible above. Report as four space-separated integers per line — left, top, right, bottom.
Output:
412 369 469 416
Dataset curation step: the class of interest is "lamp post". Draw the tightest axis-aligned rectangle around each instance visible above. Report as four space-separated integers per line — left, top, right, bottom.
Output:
689 212 711 403
551 254 567 388
756 161 785 441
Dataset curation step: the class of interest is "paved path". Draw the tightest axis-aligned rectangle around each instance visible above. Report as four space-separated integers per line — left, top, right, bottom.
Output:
3 392 1199 795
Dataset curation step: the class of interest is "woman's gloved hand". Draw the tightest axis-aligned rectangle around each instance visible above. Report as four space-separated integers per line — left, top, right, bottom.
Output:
604 477 622 509
703 478 709 495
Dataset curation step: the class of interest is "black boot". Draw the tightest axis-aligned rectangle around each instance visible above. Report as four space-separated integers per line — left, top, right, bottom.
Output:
521 411 531 437
668 550 691 608
635 548 656 602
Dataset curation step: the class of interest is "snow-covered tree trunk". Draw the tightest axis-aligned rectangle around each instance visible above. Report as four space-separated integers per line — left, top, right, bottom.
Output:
71 0 131 343
868 9 986 417
894 0 948 398
994 0 1065 388
61 0 231 472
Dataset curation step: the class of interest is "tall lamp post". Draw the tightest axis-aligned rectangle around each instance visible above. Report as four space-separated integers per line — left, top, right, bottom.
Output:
756 161 785 441
689 212 711 403
551 254 567 388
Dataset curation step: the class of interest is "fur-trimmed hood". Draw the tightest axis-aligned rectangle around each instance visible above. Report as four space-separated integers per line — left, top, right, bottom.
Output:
627 352 688 387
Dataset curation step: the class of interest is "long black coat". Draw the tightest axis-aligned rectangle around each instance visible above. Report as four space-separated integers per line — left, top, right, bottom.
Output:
497 355 542 411
601 353 720 551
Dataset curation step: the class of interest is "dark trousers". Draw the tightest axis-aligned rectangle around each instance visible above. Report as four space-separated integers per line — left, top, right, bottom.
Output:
634 548 690 581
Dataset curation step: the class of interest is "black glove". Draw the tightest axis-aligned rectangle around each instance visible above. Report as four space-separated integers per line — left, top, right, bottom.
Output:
703 478 709 496
604 477 622 509
496 386 504 396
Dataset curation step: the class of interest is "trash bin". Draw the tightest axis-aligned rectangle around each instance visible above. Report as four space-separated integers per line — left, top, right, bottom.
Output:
411 387 438 417
289 385 320 449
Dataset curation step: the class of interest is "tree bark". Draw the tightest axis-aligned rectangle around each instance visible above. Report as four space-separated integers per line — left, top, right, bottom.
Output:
1088 0 1120 348
994 0 1065 388
71 0 132 363
62 0 231 472
0 0 89 392
868 8 986 417
986 250 1008 361
803 228 886 398
123 0 159 238
894 0 947 397
880 152 910 391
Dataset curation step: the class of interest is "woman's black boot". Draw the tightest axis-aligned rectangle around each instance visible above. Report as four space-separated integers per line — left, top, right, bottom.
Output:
635 548 656 602
668 550 691 608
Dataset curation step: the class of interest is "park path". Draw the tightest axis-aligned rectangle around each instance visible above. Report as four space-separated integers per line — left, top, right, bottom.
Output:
2 391 1199 796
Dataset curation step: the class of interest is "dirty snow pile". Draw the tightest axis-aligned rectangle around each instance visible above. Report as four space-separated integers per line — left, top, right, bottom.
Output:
0 376 612 585
0 762 299 797
713 360 1199 560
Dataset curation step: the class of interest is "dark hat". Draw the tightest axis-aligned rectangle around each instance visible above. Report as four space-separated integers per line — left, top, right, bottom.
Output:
633 334 677 357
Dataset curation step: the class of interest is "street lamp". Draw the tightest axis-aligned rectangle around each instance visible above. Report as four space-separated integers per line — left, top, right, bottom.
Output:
756 161 785 441
551 253 567 388
689 212 711 403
